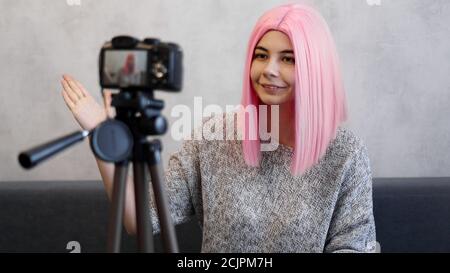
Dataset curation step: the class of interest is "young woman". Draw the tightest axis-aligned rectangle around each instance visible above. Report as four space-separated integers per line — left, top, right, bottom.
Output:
61 4 376 253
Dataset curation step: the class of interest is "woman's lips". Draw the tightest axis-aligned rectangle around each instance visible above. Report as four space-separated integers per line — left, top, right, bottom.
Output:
261 84 287 94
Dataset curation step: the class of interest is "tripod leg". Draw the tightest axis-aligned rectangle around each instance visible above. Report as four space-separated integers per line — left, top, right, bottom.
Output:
146 140 179 253
107 160 129 253
133 161 154 252
148 162 180 253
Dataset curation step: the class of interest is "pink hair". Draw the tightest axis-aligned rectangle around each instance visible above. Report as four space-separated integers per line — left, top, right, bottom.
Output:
122 53 135 75
240 3 348 176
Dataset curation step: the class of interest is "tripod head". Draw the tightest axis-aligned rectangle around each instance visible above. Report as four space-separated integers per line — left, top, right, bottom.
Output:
90 89 167 164
111 89 167 136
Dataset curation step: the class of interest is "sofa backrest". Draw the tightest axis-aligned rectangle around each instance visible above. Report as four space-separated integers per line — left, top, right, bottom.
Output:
0 178 448 253
373 177 450 253
0 181 201 253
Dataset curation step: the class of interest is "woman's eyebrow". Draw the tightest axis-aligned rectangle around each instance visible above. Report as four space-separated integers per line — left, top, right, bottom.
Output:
255 46 293 54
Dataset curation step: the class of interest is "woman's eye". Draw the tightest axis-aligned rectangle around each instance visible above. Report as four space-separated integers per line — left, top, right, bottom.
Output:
253 53 267 60
283 56 295 64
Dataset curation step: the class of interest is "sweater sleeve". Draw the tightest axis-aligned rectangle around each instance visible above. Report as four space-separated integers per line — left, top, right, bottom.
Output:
324 144 377 253
148 133 203 234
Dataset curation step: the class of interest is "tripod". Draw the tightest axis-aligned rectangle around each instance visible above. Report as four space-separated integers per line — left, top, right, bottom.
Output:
18 88 178 253
90 89 179 253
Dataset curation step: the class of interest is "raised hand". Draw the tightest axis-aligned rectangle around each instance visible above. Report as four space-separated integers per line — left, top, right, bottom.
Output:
61 74 109 131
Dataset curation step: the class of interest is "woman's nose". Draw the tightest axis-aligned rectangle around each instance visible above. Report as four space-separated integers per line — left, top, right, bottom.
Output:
263 59 280 78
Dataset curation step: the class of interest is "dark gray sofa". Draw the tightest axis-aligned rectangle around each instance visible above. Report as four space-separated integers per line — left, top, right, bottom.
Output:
0 178 448 253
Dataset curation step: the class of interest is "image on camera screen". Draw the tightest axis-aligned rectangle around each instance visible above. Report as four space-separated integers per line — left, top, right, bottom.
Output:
103 50 148 88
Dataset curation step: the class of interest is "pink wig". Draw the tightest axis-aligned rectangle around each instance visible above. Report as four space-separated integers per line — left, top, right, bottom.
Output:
240 3 348 176
123 53 135 75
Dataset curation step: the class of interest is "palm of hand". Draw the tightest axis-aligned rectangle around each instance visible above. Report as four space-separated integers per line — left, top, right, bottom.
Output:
61 74 108 131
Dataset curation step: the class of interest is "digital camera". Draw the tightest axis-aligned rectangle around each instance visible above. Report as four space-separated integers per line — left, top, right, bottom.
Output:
99 35 183 91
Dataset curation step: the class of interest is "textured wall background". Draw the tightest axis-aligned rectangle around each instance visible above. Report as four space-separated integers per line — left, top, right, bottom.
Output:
1 0 449 181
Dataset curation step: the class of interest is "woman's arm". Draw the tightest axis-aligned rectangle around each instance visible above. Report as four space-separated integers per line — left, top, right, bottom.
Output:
94 158 138 235
324 145 377 253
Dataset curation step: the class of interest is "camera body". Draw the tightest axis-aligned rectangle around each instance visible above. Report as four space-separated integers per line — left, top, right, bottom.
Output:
99 36 183 91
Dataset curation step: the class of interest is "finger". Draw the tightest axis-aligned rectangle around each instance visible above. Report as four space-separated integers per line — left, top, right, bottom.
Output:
61 90 75 110
61 80 78 104
63 74 77 83
62 75 84 99
71 78 89 97
63 74 87 95
65 78 84 100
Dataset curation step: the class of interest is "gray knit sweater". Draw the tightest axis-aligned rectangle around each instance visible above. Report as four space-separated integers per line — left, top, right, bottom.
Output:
149 112 377 253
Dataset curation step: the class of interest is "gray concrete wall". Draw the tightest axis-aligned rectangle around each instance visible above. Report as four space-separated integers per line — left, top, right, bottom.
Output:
1 0 449 181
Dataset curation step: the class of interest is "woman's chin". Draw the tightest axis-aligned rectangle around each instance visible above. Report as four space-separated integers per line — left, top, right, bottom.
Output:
258 94 291 106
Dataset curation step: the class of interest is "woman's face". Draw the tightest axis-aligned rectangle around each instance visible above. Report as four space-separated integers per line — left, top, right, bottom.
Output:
250 30 295 105
127 55 135 66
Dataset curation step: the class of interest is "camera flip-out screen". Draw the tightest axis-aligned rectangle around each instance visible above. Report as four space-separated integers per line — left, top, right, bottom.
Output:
101 49 149 88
